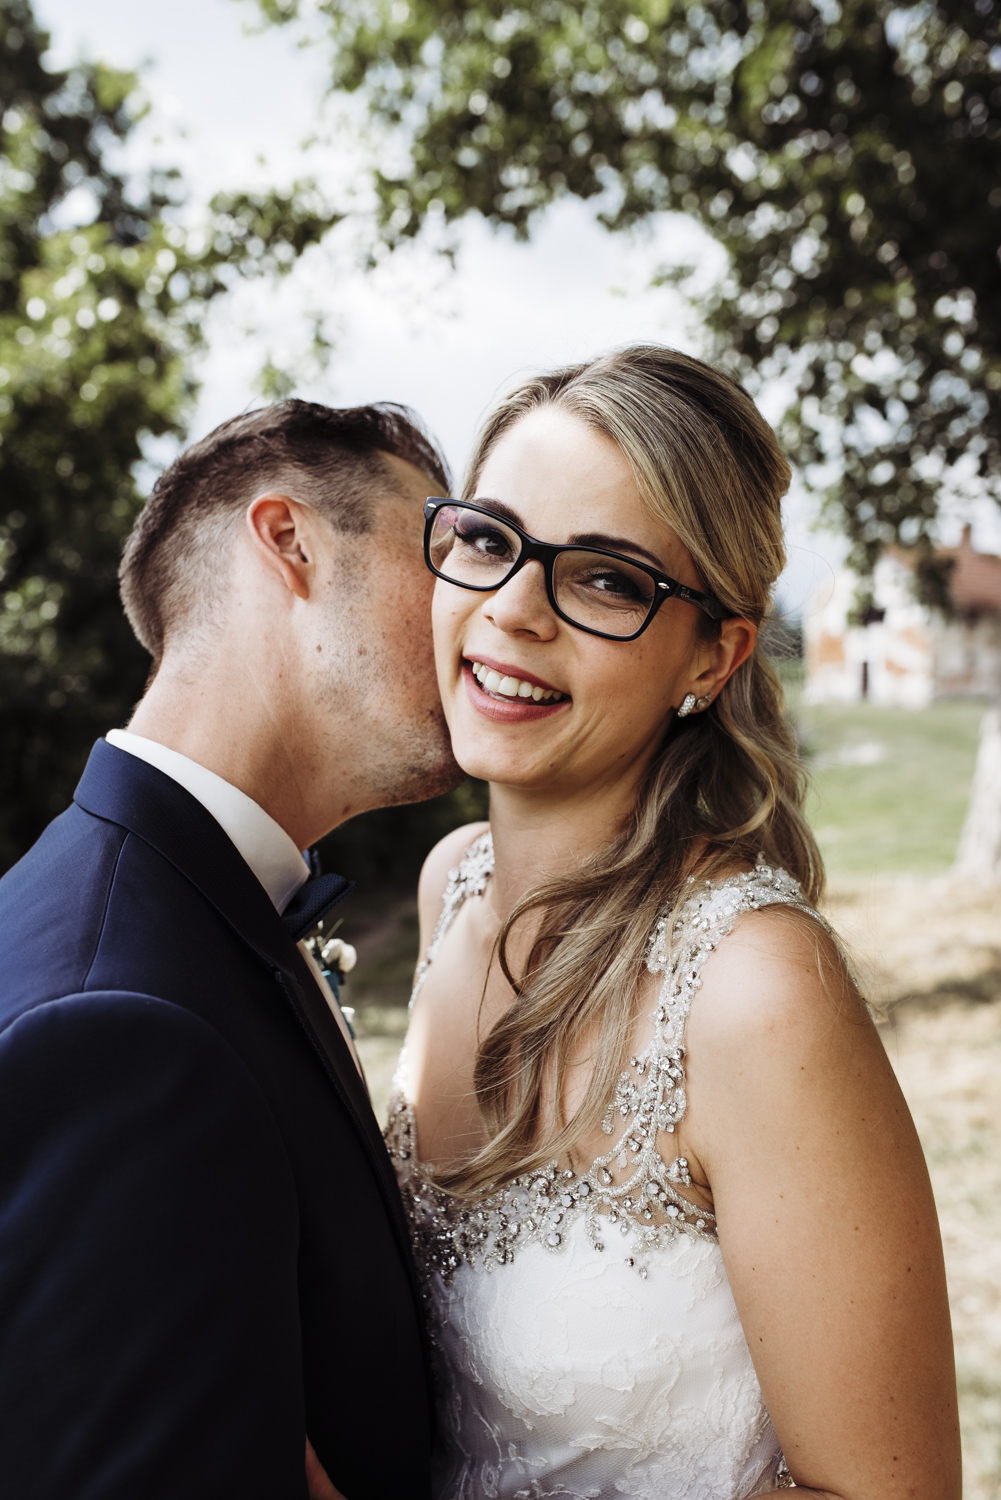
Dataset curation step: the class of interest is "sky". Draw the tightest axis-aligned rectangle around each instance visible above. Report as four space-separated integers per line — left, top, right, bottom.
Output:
35 0 998 615
34 0 718 455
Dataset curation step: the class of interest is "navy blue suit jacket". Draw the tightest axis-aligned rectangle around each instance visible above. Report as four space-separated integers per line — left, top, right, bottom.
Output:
0 739 432 1499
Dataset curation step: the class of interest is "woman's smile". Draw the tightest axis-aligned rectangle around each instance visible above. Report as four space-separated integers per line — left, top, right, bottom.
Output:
468 657 568 703
462 654 571 723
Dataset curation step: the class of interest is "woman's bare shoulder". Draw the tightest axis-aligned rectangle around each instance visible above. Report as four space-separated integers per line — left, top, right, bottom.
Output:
683 901 881 1165
689 901 864 1053
416 821 491 943
682 902 956 1500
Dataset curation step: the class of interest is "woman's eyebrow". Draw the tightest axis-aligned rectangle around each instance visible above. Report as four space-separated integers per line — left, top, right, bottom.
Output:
569 531 665 571
470 497 525 529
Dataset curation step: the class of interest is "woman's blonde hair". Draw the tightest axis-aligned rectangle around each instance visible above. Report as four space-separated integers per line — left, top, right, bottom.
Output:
442 345 823 1198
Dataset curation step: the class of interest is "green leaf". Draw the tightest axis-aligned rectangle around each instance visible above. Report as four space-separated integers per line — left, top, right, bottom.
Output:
243 0 1001 595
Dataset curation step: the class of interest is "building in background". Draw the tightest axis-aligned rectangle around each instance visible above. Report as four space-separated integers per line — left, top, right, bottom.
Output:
804 527 1001 707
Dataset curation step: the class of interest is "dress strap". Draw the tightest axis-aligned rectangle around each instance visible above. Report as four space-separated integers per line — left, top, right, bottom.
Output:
646 854 819 1048
409 830 494 1009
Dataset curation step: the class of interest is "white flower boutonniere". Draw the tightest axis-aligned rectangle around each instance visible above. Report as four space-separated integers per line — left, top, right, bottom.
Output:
319 936 357 976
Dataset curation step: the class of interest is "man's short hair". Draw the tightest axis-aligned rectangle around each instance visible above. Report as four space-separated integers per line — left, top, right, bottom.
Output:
120 398 450 661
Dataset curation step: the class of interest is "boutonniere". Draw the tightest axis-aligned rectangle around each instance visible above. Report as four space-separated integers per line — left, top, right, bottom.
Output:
315 934 357 982
304 919 358 1030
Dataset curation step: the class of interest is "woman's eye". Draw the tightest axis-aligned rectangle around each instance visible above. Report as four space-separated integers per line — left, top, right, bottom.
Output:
587 569 647 600
456 523 513 557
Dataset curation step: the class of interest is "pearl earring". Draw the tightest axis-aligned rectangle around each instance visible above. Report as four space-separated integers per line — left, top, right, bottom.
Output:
677 693 697 718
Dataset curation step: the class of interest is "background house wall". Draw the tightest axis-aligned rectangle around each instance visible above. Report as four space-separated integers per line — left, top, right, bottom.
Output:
804 528 1001 708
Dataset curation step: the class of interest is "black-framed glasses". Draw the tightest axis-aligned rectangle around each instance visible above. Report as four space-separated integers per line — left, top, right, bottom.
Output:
423 499 729 642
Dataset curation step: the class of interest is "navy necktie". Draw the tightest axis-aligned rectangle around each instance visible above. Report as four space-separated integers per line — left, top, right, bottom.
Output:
281 870 355 943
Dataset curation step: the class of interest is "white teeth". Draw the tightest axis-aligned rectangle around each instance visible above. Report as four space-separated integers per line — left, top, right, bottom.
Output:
469 660 567 704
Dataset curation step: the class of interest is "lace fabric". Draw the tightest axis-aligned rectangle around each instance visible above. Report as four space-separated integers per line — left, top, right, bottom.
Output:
387 834 807 1497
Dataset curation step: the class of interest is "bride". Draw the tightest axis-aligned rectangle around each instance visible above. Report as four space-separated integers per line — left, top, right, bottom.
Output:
385 346 959 1499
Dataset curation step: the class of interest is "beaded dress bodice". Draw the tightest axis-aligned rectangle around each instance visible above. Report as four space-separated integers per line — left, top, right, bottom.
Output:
386 834 808 1499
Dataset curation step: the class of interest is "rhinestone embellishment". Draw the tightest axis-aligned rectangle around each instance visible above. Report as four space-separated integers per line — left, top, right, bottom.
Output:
387 838 817 1286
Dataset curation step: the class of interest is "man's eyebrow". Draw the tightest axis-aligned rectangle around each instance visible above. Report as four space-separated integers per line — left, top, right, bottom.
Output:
568 531 666 571
471 500 666 572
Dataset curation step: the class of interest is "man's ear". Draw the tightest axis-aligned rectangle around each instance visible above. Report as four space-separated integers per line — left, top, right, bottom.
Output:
246 494 313 601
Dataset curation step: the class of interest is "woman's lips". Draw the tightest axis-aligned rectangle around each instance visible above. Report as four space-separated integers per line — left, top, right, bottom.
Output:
461 661 571 722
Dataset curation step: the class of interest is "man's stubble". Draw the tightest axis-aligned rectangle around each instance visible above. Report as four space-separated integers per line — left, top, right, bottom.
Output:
314 557 462 812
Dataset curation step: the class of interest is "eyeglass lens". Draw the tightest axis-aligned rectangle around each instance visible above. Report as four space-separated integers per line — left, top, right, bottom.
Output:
428 504 658 638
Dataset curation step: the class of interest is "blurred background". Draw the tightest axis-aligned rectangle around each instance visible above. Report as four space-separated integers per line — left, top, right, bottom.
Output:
1 0 1000 1490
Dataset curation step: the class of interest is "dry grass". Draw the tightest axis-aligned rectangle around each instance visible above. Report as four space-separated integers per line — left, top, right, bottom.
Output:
891 999 1001 1498
825 875 1001 1499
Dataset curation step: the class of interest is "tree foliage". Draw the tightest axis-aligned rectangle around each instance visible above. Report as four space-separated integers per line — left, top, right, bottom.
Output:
0 0 339 868
253 0 1001 599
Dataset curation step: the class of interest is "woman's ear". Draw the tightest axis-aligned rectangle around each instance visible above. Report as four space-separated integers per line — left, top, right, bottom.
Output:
690 617 758 704
246 494 313 601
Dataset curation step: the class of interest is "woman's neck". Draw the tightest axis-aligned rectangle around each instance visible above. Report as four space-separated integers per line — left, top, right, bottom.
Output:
485 778 637 918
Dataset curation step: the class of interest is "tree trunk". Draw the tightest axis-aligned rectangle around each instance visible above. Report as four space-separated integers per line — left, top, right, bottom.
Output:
955 704 1001 881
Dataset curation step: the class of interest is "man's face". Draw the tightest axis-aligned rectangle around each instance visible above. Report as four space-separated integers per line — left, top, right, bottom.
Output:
309 453 462 809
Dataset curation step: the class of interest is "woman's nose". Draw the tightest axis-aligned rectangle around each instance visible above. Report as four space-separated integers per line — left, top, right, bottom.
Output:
483 559 558 638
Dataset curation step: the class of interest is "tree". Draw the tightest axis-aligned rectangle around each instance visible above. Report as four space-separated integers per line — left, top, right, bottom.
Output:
251 0 1001 873
251 0 1000 581
0 0 339 868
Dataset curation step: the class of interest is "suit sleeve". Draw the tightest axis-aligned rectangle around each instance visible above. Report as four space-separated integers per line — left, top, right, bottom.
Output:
0 992 307 1500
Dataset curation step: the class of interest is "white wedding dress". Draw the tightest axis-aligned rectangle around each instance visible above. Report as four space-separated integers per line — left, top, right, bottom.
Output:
386 834 808 1499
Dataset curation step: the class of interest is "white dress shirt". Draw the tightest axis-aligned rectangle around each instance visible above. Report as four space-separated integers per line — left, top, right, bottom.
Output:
105 729 362 1074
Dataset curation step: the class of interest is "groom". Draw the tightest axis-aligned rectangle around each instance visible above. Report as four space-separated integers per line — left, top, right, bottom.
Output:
0 400 459 1499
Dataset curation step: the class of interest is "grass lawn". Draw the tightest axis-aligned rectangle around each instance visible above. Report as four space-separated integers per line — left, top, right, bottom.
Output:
798 699 987 877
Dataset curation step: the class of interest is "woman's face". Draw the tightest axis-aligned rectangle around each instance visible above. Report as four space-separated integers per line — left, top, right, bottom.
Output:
432 405 740 803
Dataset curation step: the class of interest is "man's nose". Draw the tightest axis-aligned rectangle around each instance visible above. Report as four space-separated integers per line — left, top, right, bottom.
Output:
483 559 558 638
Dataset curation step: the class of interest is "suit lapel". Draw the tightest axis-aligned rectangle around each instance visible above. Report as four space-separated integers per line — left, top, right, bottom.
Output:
73 740 416 1269
277 949 408 1225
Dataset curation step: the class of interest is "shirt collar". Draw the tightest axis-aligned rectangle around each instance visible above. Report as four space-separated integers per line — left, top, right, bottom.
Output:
105 729 310 914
